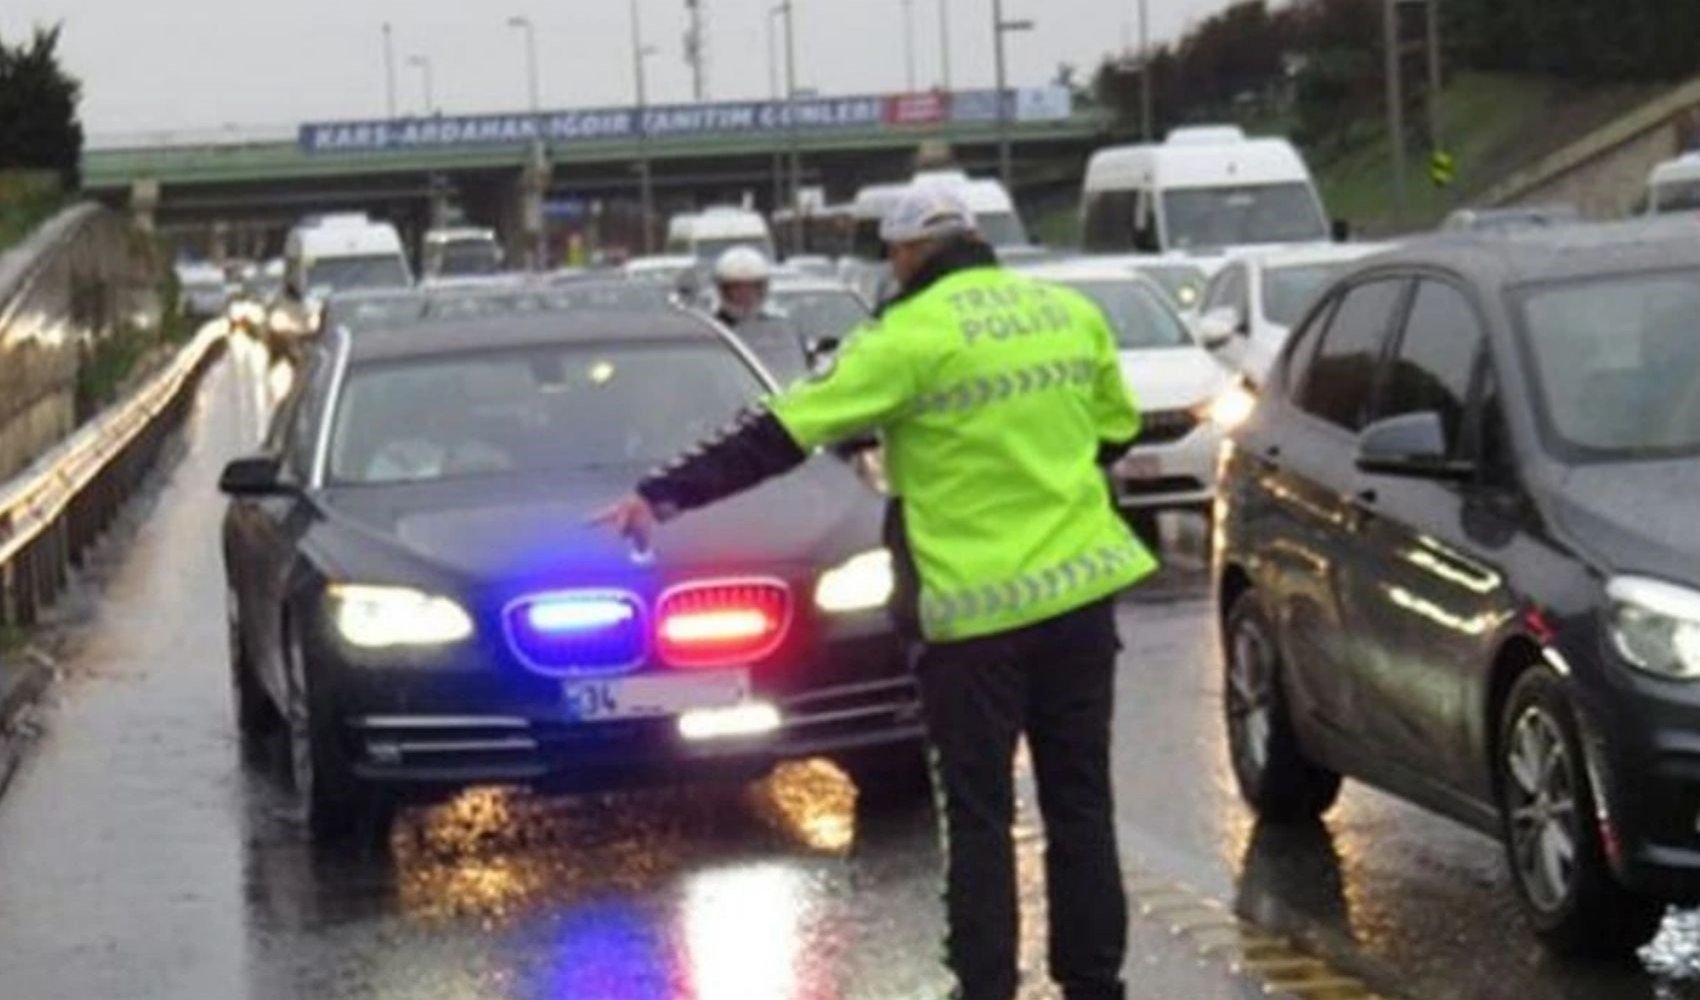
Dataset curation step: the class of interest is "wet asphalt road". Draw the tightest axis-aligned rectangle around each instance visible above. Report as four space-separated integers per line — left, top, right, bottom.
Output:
7 339 1700 1000
0 341 1255 1000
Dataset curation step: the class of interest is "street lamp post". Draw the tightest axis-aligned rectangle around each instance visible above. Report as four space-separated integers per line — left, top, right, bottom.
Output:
629 0 658 254
901 0 917 91
938 0 952 90
767 8 784 225
1138 0 1152 141
382 22 397 118
779 1 803 254
506 16 540 114
407 54 435 115
992 1 1034 191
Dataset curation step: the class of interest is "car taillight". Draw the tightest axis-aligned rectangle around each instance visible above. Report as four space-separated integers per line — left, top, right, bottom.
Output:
657 579 791 668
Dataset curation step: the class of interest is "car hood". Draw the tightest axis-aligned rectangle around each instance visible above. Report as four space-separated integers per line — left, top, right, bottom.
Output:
1119 347 1231 413
1550 459 1700 586
309 458 882 597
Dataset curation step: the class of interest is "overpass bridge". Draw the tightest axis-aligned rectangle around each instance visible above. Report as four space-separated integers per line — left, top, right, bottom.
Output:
82 87 1113 262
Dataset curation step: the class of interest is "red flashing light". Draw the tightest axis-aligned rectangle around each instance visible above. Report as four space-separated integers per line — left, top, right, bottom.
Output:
658 580 791 668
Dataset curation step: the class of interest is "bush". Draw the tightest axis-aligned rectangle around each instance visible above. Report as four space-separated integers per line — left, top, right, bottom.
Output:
0 169 63 251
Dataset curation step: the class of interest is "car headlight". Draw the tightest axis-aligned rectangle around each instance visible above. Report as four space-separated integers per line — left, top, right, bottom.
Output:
1607 577 1700 680
1200 383 1257 431
327 583 474 649
814 550 894 613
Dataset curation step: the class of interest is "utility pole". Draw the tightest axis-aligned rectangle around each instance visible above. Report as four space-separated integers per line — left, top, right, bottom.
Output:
992 0 1034 191
901 0 917 91
938 0 952 90
1384 0 1445 229
1138 0 1153 141
781 0 803 253
1383 0 1405 229
685 0 708 102
382 22 397 118
630 0 658 253
767 7 784 224
506 16 540 113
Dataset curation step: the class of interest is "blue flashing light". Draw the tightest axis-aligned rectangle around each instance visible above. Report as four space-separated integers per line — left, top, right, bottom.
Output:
526 597 636 634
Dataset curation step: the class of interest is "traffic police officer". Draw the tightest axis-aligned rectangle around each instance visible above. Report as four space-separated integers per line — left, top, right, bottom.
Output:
710 245 777 328
595 186 1154 1000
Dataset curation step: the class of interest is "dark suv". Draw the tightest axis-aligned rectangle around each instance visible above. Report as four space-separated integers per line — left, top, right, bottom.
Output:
1214 219 1700 957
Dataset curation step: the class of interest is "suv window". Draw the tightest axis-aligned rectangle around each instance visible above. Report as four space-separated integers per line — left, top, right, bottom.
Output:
1296 278 1407 431
1373 280 1485 451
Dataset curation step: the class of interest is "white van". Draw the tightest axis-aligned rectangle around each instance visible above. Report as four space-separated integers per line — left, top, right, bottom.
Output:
1644 152 1700 215
1081 126 1332 258
666 205 776 264
422 227 504 280
284 214 412 301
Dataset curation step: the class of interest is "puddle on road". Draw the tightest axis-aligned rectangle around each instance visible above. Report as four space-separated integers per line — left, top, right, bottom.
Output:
390 760 864 924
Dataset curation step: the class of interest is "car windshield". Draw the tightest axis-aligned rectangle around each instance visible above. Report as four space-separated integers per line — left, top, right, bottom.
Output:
976 211 1029 248
772 290 869 344
730 317 811 386
1063 280 1193 350
1161 183 1329 250
323 295 426 332
1520 271 1700 458
1653 180 1700 213
307 254 412 292
1263 262 1350 327
433 240 502 277
329 343 765 485
1131 264 1207 312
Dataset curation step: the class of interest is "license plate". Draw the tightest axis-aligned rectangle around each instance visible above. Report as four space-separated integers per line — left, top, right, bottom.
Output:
562 670 750 722
1120 454 1163 480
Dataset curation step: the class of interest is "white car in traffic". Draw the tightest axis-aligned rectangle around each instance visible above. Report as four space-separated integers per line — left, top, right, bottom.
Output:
1195 242 1394 384
1017 260 1251 537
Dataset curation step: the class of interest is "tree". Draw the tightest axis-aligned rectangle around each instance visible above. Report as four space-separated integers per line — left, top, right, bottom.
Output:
0 24 84 188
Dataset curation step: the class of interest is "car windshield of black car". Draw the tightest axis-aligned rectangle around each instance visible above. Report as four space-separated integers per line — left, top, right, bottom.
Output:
327 342 763 484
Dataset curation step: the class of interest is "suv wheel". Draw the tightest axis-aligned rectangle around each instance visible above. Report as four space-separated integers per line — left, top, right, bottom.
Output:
1497 669 1663 956
1223 590 1340 821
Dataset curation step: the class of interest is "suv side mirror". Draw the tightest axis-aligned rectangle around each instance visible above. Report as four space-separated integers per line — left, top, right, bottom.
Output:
1197 306 1243 350
219 455 296 497
1356 412 1475 481
1332 218 1352 243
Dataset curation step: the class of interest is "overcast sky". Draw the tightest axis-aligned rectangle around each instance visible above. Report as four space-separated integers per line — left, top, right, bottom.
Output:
2 0 1235 140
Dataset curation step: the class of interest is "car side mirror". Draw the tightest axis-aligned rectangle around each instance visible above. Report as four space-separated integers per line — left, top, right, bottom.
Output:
807 336 841 361
219 455 296 497
1197 307 1242 350
1332 218 1352 243
1356 412 1474 481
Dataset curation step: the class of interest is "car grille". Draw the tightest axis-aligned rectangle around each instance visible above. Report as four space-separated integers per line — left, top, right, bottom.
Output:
1138 409 1199 446
504 591 646 677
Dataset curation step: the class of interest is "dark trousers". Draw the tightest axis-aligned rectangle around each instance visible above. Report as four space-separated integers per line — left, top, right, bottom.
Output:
916 599 1127 1000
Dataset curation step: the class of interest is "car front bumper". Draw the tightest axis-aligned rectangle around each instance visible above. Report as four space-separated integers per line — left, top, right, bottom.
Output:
1575 635 1700 902
313 615 923 794
1112 420 1222 513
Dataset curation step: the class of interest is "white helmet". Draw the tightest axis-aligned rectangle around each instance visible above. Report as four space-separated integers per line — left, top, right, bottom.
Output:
713 245 772 284
880 186 976 244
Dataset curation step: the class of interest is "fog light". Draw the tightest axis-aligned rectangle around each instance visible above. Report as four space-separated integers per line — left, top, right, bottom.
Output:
678 702 782 740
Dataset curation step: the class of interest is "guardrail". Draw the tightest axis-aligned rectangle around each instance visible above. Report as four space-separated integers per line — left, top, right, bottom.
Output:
0 323 226 628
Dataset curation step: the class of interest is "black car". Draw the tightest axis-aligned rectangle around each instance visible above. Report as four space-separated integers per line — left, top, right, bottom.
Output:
219 307 923 842
1215 218 1700 956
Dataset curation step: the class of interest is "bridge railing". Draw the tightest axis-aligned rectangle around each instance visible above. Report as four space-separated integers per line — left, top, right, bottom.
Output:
0 322 225 629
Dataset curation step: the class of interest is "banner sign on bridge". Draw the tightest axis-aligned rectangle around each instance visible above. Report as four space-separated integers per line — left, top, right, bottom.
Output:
299 87 1072 155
